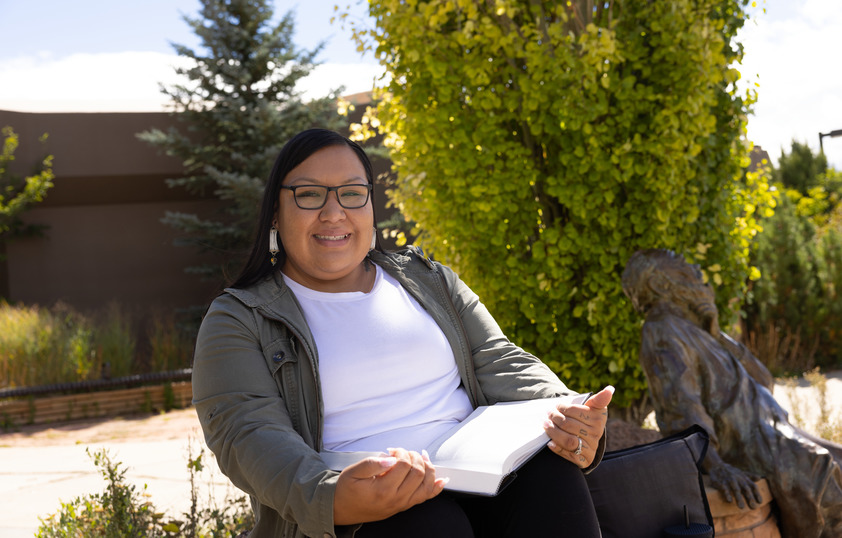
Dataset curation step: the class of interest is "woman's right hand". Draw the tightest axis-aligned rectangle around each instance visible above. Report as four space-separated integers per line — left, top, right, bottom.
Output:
333 448 447 525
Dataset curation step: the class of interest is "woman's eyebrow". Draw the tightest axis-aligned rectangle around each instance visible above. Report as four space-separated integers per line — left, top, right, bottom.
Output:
285 175 368 185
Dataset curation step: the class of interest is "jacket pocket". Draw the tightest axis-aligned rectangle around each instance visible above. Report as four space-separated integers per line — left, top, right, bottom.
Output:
262 338 302 432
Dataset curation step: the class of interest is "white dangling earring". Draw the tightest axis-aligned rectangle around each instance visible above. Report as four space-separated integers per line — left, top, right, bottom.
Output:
370 227 377 251
269 226 280 266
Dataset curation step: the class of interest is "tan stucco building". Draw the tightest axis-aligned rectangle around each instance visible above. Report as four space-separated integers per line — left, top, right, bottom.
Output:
1 109 224 314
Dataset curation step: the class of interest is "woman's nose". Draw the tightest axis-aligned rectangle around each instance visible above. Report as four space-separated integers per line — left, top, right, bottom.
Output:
319 193 346 221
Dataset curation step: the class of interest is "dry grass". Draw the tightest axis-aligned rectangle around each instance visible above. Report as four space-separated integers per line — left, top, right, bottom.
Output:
1 301 193 389
777 368 842 444
745 321 819 376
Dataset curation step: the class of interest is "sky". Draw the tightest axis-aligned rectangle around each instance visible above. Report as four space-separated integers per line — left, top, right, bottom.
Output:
0 0 840 169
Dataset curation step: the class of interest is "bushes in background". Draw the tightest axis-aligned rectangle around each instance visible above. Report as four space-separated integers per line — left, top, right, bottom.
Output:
0 301 194 389
0 302 96 387
744 143 842 374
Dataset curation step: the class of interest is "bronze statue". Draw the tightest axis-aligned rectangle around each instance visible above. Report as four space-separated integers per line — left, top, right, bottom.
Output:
621 248 842 538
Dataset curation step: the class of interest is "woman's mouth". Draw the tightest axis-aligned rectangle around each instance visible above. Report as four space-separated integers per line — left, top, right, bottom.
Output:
314 233 351 241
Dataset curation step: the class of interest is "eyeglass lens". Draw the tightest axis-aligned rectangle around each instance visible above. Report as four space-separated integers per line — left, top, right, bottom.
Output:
292 185 370 209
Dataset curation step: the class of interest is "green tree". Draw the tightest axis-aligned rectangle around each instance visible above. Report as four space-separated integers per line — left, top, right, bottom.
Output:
139 0 346 282
0 126 54 241
351 0 774 404
744 143 842 371
745 195 824 372
772 140 842 228
774 140 829 196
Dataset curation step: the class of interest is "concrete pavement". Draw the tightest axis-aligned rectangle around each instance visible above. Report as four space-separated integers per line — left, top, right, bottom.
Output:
0 410 238 537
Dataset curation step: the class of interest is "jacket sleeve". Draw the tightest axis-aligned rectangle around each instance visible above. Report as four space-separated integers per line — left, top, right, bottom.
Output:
192 294 343 538
438 262 606 472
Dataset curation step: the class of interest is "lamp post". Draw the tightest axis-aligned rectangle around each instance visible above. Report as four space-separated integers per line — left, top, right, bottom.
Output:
819 129 842 153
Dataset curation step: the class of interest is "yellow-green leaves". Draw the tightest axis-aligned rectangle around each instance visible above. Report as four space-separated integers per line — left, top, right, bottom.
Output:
351 0 768 406
0 127 54 234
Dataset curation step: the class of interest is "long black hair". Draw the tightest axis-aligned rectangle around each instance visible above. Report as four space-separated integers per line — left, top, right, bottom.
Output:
229 129 380 290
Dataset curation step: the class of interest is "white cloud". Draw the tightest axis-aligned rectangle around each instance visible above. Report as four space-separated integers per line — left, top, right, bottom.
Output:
298 62 387 100
0 51 385 113
738 0 842 168
0 52 189 112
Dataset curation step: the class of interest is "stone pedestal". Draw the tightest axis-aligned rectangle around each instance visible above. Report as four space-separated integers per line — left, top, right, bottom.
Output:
704 478 781 537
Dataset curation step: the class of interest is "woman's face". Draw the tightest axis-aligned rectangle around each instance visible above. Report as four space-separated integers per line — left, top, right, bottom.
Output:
275 144 375 293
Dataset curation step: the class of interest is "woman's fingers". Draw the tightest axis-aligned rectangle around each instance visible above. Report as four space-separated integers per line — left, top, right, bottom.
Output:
584 386 615 411
334 448 443 525
545 423 591 467
545 386 614 467
383 448 446 507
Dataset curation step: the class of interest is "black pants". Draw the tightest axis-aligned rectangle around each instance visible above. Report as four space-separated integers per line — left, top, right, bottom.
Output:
356 448 601 537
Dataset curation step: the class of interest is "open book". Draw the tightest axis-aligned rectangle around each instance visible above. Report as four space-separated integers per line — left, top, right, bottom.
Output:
320 392 592 496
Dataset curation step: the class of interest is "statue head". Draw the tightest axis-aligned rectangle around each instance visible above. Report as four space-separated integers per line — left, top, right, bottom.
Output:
622 249 719 335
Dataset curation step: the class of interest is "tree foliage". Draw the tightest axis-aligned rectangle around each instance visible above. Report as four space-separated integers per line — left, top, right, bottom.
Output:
773 140 829 196
745 144 842 372
0 126 54 240
139 0 346 282
351 0 775 404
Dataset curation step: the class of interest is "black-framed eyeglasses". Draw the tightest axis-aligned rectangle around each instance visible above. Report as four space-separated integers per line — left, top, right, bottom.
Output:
280 184 373 210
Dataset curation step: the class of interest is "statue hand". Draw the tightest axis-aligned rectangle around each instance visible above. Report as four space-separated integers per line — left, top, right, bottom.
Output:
708 462 762 509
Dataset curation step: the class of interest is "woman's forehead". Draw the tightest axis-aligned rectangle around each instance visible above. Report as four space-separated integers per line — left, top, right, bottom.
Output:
284 147 367 185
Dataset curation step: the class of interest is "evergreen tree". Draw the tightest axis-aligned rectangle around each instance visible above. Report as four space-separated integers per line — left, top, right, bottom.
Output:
774 140 828 196
745 142 842 371
139 0 346 282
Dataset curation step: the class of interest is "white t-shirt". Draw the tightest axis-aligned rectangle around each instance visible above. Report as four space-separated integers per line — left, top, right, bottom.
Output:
282 265 474 452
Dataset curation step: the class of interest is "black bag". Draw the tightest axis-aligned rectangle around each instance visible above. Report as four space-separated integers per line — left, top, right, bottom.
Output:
585 424 714 538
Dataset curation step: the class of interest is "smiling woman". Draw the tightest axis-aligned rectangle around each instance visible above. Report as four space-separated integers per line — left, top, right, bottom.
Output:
191 128 613 538
228 129 379 292
275 144 377 293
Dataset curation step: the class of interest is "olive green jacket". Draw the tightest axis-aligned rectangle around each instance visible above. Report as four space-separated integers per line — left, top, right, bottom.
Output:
192 247 603 538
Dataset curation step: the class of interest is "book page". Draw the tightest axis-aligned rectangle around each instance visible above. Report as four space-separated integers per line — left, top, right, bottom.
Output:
426 393 590 474
319 392 592 495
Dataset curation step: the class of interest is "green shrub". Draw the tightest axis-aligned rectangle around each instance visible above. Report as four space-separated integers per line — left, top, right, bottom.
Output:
0 125 54 237
0 302 195 388
148 310 194 373
817 218 842 364
36 445 253 537
745 188 842 373
36 449 160 537
350 0 773 405
92 302 137 378
0 301 95 388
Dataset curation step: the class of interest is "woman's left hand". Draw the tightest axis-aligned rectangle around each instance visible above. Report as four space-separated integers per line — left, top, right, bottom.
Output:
544 385 614 468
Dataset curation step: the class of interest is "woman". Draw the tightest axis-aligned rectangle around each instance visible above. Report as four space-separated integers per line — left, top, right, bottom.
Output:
192 129 613 537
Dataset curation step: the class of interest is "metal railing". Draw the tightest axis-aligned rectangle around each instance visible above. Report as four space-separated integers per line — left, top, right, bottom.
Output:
0 369 192 399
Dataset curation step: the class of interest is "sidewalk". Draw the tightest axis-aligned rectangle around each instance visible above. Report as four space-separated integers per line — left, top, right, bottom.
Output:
0 408 239 537
1 372 840 536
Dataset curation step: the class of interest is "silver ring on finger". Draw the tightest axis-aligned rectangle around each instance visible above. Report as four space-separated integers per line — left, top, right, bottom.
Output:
574 436 583 455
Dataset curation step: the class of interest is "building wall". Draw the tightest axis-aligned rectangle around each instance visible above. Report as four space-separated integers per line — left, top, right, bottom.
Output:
7 199 223 311
0 109 223 313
